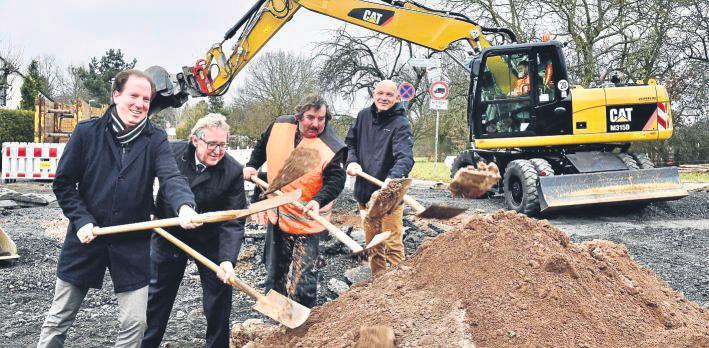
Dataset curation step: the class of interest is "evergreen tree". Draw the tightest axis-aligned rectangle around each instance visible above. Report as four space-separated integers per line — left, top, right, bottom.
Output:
19 60 46 110
208 95 225 114
78 49 136 104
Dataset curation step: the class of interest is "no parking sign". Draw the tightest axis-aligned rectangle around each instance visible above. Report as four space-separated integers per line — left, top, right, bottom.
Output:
398 82 415 102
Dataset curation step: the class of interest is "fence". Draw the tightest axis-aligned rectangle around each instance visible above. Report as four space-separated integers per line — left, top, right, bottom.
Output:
1 142 65 183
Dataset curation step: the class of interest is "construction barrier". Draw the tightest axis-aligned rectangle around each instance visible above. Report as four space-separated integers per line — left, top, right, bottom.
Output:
1 142 65 183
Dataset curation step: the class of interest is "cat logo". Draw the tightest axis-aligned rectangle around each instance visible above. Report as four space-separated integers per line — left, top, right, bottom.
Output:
348 8 395 26
609 107 633 123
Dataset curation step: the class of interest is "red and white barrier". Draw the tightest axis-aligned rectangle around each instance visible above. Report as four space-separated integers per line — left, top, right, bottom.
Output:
1 142 65 183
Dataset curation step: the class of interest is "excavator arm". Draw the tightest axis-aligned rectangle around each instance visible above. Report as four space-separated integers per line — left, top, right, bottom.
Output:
148 0 515 113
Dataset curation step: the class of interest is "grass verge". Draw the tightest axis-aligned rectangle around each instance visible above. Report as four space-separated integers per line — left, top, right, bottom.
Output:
680 172 709 183
410 160 452 182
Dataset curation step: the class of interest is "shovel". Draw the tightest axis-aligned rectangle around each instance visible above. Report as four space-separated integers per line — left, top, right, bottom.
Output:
355 171 466 219
92 190 301 236
152 227 310 329
250 176 389 255
0 226 19 261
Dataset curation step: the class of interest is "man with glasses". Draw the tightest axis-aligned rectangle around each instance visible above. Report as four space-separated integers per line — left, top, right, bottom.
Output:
142 114 247 348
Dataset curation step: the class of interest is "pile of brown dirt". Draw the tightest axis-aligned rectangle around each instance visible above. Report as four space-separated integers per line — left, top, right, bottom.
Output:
246 210 709 347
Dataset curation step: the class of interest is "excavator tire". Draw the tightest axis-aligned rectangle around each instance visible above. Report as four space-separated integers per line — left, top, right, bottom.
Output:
617 153 640 170
529 158 555 177
503 159 540 215
632 153 655 169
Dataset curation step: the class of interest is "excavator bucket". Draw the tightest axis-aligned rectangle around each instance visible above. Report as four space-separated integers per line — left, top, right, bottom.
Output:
0 226 19 261
538 167 688 212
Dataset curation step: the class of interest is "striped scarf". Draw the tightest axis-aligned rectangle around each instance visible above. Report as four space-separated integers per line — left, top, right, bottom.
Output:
110 106 147 145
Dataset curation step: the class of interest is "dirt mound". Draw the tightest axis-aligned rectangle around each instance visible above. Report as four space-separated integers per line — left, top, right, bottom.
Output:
246 210 709 347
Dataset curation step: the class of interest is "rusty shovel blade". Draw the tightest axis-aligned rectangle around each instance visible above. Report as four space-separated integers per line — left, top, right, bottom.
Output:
253 290 311 329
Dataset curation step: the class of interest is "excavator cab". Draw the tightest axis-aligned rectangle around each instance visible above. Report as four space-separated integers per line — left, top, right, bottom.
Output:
469 41 572 140
462 41 686 214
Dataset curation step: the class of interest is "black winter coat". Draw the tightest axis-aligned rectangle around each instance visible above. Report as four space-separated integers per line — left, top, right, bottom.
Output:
153 141 247 264
345 102 414 204
53 110 195 293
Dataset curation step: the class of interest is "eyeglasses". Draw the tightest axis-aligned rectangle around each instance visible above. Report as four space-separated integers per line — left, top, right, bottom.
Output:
198 137 228 151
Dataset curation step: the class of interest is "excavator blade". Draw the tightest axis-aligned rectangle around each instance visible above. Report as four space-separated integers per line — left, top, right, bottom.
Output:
538 167 687 212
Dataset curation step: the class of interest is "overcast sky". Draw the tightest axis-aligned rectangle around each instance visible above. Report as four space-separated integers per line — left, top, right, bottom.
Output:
0 0 362 110
1 1 343 71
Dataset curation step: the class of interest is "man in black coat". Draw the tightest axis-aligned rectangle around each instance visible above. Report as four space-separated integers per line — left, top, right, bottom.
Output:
345 80 414 277
38 70 199 347
142 114 247 348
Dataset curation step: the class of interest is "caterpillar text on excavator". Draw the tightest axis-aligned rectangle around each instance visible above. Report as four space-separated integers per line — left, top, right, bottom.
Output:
146 0 687 216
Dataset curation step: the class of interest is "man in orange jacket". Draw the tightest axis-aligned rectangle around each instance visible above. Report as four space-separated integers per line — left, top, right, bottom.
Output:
512 60 531 96
243 94 346 308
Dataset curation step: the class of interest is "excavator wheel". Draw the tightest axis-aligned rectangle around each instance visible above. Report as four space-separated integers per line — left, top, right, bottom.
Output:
529 158 555 177
503 159 540 215
617 153 640 170
632 153 655 169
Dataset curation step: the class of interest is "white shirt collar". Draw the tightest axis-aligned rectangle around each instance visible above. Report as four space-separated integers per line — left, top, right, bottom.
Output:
194 152 207 169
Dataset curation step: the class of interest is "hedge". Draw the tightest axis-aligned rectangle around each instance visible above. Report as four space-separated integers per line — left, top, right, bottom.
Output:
0 109 34 144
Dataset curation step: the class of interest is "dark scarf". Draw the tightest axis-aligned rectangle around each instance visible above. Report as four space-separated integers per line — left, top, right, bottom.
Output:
109 105 148 145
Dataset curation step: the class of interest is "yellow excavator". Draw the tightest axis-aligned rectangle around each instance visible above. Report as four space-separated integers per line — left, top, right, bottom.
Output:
146 0 687 216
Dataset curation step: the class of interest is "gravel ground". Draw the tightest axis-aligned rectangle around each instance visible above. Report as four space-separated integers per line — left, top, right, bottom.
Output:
0 183 707 346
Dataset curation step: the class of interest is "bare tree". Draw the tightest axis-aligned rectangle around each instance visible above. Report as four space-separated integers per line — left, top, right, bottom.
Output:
444 0 545 43
56 65 89 102
315 26 442 141
0 40 24 106
226 51 320 143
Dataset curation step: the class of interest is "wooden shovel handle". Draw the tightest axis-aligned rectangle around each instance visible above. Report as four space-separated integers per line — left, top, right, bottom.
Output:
152 227 263 300
93 210 245 236
251 176 363 253
355 171 426 214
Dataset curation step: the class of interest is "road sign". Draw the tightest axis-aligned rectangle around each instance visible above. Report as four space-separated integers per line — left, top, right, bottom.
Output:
429 81 449 100
426 67 442 81
430 99 448 110
398 82 415 102
408 57 441 68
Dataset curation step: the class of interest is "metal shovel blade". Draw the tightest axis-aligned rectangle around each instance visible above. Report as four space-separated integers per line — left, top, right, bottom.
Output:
364 231 391 251
0 226 19 261
415 205 468 219
253 290 311 329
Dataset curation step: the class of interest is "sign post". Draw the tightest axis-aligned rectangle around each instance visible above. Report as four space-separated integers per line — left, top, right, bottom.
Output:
429 81 450 176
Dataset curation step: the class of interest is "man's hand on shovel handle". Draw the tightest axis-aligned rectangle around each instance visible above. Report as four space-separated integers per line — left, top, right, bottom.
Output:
77 223 96 244
303 200 321 215
243 167 258 181
178 205 203 229
217 261 236 286
346 163 362 176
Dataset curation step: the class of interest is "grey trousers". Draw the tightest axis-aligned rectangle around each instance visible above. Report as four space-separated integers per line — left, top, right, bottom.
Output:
37 278 148 348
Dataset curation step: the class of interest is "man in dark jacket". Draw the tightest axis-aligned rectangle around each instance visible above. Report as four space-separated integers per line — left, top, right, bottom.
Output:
38 69 199 347
243 94 346 308
345 80 414 277
142 113 247 348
